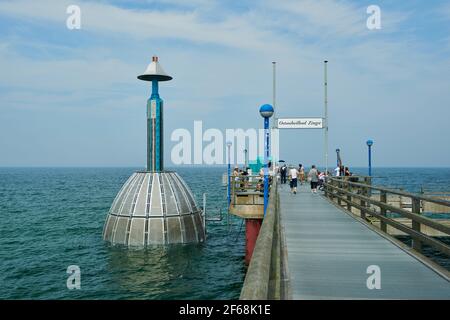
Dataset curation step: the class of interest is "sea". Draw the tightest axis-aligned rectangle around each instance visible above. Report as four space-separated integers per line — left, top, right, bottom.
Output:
0 167 448 299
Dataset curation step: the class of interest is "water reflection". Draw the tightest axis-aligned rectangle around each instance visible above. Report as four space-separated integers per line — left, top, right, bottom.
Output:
105 244 205 299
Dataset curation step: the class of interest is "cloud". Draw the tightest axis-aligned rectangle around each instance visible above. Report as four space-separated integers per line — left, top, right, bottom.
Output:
0 0 449 166
0 0 410 53
268 0 367 37
0 0 281 50
442 2 450 19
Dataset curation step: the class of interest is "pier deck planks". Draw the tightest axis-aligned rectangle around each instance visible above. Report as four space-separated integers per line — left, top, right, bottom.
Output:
280 184 450 299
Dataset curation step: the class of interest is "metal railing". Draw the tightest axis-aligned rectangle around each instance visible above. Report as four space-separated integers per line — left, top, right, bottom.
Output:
230 174 269 189
240 179 286 300
230 174 272 205
324 176 450 258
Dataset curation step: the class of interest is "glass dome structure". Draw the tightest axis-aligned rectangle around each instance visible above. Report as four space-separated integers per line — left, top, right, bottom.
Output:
103 172 205 246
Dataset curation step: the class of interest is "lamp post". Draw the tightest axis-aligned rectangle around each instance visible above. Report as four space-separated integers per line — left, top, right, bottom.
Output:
272 61 277 128
366 140 373 177
244 148 248 169
324 60 329 176
227 141 232 208
259 104 274 216
336 148 340 167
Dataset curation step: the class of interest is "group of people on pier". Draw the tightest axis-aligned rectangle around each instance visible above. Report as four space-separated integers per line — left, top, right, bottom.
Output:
279 164 326 194
230 161 352 195
231 165 270 192
334 165 352 177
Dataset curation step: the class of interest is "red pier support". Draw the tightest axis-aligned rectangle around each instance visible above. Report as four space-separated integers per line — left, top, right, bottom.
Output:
245 218 263 265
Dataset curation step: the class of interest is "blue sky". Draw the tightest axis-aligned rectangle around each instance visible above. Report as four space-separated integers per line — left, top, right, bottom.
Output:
0 0 449 167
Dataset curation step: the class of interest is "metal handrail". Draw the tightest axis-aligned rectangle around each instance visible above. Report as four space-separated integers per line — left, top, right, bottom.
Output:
327 177 450 207
230 175 273 205
323 177 450 261
325 183 450 235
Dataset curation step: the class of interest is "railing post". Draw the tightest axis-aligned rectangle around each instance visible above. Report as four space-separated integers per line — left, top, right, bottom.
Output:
412 198 422 252
334 179 339 202
337 179 342 206
331 178 334 199
328 178 333 200
232 176 236 205
380 191 387 233
346 182 352 211
360 177 371 220
360 184 366 220
365 176 372 197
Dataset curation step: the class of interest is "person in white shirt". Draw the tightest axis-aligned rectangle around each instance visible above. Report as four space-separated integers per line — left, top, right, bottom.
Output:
259 167 264 177
334 166 340 177
318 171 325 190
289 167 298 194
318 171 325 181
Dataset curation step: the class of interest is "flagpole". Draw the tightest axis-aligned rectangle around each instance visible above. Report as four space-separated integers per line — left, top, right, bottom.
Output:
324 60 329 175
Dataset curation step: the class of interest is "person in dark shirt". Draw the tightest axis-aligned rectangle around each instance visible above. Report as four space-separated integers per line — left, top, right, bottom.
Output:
345 167 351 176
280 165 287 184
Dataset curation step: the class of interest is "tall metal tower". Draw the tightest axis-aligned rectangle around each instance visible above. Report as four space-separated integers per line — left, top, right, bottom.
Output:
138 56 172 172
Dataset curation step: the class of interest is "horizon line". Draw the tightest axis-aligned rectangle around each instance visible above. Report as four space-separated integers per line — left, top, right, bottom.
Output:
1 165 450 169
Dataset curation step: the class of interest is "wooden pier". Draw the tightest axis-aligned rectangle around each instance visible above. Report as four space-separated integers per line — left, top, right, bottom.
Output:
239 177 450 300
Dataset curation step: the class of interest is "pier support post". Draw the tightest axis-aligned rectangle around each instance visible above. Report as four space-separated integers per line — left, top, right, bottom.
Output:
245 219 263 265
227 141 232 208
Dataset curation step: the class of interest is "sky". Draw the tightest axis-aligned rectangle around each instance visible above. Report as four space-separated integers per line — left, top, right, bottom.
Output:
0 0 449 168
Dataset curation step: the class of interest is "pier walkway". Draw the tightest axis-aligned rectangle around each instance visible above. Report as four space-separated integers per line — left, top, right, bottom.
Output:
280 184 450 299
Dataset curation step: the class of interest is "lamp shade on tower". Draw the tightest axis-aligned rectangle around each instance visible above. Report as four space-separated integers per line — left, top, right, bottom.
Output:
137 56 173 82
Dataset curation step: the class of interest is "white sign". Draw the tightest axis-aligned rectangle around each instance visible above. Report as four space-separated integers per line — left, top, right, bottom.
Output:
151 100 157 119
277 118 323 129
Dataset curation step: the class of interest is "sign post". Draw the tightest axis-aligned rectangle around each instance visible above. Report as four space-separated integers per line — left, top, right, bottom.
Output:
274 61 330 176
324 61 329 176
227 141 232 208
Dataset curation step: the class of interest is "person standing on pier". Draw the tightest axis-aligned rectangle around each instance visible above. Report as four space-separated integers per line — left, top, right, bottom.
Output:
308 165 319 193
289 166 299 194
334 165 340 177
299 164 305 185
318 171 326 191
280 164 287 184
344 167 352 176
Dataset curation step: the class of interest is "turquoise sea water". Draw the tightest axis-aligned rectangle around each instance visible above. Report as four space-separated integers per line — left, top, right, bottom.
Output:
0 167 449 299
350 167 450 194
0 167 244 299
